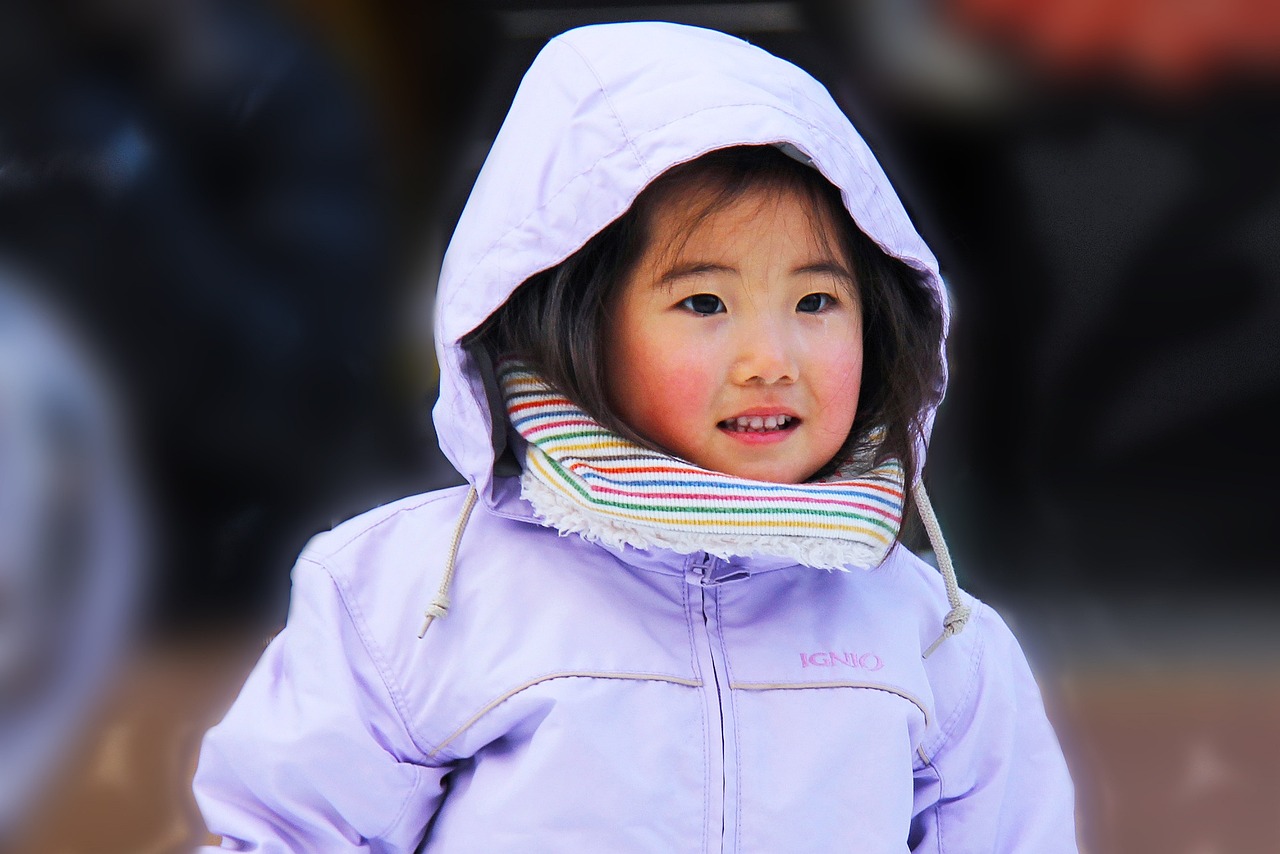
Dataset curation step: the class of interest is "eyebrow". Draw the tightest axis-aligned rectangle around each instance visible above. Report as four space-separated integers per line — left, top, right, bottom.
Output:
656 259 855 287
795 261 855 283
657 262 732 286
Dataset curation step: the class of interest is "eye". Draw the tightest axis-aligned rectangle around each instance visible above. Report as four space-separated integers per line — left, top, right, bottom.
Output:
680 294 725 315
797 293 836 313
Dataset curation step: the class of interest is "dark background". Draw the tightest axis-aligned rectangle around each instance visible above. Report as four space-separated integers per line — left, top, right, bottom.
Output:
3 1 1278 851
4 0 1277 629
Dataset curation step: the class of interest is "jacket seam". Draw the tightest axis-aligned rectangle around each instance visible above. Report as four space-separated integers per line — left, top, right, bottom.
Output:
934 758 948 853
426 670 703 760
313 557 445 763
908 756 944 853
314 489 468 562
730 681 931 728
381 763 423 843
923 601 989 762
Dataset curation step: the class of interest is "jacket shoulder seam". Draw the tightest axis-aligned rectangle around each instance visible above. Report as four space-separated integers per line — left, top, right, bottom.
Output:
316 488 470 563
305 556 445 764
921 599 990 763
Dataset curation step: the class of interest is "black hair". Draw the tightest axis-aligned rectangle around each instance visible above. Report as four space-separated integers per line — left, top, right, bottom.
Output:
466 145 945 516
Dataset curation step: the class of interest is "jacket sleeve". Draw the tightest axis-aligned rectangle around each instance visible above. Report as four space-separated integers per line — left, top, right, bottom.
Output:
193 551 447 852
910 605 1078 853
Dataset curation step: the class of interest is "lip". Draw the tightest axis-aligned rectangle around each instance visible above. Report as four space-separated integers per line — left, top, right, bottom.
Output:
716 406 802 445
717 424 796 446
721 406 800 420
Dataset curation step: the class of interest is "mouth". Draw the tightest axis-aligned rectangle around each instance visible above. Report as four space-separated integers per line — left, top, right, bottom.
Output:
717 414 800 434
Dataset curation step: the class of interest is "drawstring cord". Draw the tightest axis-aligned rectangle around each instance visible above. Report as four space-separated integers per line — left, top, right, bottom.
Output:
414 481 969 655
914 481 972 658
418 485 479 638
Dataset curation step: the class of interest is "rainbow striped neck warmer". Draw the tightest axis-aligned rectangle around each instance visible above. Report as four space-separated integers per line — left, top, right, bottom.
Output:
501 364 904 570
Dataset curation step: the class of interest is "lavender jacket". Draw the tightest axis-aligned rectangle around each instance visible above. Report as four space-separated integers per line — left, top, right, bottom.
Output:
194 22 1077 852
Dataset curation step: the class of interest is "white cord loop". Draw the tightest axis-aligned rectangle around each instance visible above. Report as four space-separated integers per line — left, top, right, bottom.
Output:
914 481 972 658
418 486 479 638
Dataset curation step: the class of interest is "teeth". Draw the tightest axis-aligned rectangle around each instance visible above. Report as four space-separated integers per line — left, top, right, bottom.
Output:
722 414 793 432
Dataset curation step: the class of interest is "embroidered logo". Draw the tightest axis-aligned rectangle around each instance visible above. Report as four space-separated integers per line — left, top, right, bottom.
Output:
800 651 884 671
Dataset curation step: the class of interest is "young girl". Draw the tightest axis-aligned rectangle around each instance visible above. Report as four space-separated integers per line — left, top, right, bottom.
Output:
194 22 1077 852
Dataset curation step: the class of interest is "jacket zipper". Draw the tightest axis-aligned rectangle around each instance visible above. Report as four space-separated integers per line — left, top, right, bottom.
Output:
687 553 746 853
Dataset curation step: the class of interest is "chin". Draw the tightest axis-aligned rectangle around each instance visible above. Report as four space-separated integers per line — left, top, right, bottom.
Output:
722 464 809 484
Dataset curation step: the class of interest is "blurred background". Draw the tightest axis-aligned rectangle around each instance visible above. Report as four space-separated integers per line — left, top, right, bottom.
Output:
1 0 1277 851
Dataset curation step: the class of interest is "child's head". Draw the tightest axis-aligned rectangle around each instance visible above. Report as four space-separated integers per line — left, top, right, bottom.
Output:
470 145 944 487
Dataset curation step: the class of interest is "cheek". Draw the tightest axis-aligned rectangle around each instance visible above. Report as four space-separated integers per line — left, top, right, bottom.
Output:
814 338 864 426
622 350 716 433
652 363 714 408
610 320 716 434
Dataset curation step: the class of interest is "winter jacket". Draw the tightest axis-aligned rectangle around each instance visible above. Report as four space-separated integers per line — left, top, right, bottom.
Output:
193 22 1077 852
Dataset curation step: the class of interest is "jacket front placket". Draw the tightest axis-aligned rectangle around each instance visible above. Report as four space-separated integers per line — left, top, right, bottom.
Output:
684 552 750 853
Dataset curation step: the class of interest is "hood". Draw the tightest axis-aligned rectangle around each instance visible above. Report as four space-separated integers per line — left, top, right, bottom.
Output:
433 21 949 507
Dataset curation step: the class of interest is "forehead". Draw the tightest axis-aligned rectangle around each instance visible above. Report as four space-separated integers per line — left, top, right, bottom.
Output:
637 180 852 268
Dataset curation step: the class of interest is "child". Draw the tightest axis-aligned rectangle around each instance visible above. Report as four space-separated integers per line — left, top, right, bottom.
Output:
194 22 1077 852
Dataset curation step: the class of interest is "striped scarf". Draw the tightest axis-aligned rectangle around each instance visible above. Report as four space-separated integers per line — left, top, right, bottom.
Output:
501 364 904 570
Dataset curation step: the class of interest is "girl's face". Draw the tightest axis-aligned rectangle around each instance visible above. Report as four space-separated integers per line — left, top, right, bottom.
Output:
608 183 863 483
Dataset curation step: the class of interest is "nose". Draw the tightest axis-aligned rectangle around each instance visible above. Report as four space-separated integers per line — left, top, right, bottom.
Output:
730 316 797 385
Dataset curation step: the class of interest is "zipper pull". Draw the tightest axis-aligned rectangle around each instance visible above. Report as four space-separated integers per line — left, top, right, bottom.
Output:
685 552 714 586
685 552 751 586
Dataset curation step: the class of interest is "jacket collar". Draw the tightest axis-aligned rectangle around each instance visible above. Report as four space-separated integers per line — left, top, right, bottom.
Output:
490 476 863 579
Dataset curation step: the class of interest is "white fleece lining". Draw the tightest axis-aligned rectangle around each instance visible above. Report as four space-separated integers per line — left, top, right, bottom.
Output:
520 460 887 571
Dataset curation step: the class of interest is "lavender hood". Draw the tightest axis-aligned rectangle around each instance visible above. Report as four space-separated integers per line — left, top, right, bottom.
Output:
434 22 948 505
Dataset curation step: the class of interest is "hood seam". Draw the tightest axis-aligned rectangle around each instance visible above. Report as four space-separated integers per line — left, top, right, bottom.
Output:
559 37 652 176
439 38 645 324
